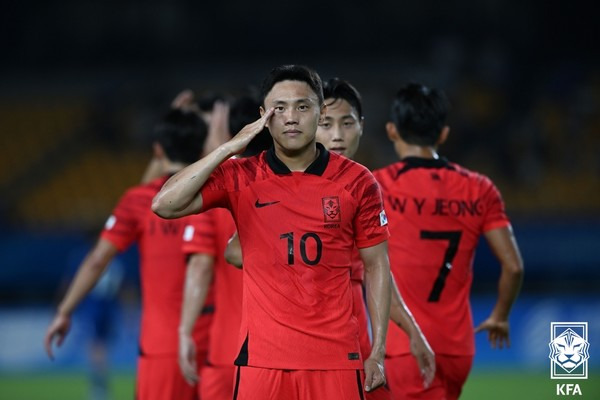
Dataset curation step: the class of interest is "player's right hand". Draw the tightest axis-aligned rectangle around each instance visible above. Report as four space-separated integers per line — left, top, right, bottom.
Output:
44 313 71 360
475 316 510 349
178 333 198 385
223 107 274 156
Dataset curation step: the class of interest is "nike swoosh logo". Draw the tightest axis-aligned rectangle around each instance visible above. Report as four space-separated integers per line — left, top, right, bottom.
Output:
255 199 281 208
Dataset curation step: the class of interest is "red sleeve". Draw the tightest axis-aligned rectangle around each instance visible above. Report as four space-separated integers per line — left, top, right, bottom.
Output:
480 176 510 232
353 169 390 248
100 189 143 251
181 211 217 256
199 160 236 212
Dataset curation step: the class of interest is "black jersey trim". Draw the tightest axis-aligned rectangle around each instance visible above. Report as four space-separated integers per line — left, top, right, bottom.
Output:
232 366 241 400
266 143 330 176
234 334 249 366
395 156 455 179
356 369 365 400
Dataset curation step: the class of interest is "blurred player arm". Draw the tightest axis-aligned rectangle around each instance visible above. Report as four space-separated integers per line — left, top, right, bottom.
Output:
202 101 231 155
44 238 118 359
179 253 215 385
224 232 242 268
475 226 524 349
389 275 435 388
360 241 391 392
152 108 274 218
141 89 203 184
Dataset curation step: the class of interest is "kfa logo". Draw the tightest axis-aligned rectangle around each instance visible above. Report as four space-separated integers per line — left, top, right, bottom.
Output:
322 196 341 223
549 322 589 380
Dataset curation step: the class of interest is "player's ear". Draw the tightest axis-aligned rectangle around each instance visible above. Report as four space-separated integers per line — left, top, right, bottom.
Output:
358 117 365 137
386 122 400 142
259 106 265 117
437 126 450 146
318 103 327 124
153 142 166 159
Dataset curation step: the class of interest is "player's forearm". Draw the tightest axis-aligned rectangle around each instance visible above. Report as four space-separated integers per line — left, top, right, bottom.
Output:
389 274 422 339
57 254 110 317
365 262 391 360
152 144 234 218
491 262 523 320
179 255 214 335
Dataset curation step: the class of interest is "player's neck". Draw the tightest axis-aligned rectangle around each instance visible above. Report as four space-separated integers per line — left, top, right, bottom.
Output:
396 142 439 160
274 142 319 172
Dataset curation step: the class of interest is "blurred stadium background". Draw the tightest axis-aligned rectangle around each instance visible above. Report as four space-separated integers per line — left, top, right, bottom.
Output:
1 1 599 399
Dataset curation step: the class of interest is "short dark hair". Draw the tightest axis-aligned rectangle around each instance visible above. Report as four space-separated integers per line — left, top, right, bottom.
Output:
390 83 450 146
228 93 273 157
323 78 363 119
153 109 207 164
260 65 324 106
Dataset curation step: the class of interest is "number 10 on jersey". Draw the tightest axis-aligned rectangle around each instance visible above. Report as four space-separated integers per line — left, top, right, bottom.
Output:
279 232 323 266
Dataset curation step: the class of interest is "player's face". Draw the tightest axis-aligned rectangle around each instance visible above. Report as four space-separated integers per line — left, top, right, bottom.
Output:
316 98 362 159
262 80 324 153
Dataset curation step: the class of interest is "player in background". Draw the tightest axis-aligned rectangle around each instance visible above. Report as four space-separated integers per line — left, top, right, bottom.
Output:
178 93 273 400
316 78 435 398
225 78 436 397
373 83 524 400
44 109 210 400
152 65 391 399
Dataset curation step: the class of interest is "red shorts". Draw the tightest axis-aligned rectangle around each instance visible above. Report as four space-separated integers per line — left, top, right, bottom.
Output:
385 354 472 400
233 366 366 400
136 354 197 400
200 364 236 400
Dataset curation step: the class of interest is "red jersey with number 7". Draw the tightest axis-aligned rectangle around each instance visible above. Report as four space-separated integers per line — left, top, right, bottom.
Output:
199 144 389 370
373 157 510 356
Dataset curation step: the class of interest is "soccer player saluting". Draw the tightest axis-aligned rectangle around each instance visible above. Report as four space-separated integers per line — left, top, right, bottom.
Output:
224 78 436 398
178 93 272 400
153 65 391 399
373 83 524 400
44 109 211 400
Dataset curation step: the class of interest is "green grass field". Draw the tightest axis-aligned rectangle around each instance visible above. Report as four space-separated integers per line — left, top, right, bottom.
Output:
0 371 598 399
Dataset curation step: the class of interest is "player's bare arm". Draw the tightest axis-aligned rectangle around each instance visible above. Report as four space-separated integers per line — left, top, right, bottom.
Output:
44 238 118 360
359 241 391 392
152 108 274 218
389 276 436 388
224 232 243 269
475 226 524 349
179 253 215 385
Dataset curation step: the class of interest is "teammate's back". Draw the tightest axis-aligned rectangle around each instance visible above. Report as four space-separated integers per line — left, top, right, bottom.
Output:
376 83 523 400
375 158 508 355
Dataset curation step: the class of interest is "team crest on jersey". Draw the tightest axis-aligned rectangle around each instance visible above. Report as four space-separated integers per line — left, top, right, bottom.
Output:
322 196 341 223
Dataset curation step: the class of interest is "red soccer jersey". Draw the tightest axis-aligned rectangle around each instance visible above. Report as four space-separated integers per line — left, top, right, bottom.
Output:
181 208 241 367
373 157 510 356
199 144 389 370
101 176 214 355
